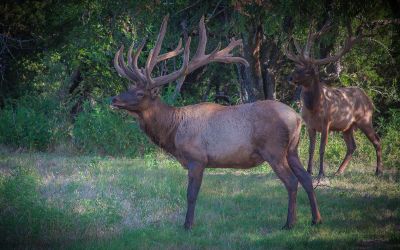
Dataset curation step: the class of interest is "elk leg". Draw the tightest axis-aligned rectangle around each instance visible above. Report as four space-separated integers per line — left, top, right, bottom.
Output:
359 124 383 176
259 149 299 229
307 128 316 174
267 160 298 229
318 124 329 178
287 150 322 226
184 161 205 230
336 128 356 175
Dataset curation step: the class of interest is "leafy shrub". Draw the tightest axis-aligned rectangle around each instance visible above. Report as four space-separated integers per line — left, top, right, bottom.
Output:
381 109 400 168
73 100 153 156
298 126 377 171
0 96 67 151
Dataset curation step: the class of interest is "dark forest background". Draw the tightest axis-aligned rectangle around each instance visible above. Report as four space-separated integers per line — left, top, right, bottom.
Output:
0 0 399 164
1 2 400 248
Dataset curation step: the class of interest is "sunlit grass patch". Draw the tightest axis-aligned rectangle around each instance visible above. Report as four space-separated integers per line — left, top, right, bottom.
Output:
0 149 399 249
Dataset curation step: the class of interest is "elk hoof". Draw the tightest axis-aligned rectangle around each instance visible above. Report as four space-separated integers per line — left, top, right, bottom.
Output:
184 222 193 230
312 218 322 226
281 223 294 230
375 169 383 176
334 170 344 176
313 176 330 188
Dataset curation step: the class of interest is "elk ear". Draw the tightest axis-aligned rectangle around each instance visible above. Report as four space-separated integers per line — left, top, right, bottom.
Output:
150 87 161 98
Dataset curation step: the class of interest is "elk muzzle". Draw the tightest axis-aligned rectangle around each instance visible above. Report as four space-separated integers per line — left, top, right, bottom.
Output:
110 96 124 109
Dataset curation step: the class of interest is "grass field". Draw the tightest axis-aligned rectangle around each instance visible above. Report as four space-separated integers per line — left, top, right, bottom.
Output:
0 136 399 249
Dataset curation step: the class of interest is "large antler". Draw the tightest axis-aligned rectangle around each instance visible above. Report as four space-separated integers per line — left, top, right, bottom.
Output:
114 15 249 89
283 20 333 65
303 21 332 59
313 19 400 65
284 18 400 66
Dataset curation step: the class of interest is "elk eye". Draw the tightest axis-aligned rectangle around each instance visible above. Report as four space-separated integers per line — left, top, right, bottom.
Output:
136 92 144 97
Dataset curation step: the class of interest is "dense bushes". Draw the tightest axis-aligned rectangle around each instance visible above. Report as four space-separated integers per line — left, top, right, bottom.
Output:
381 109 400 168
0 95 398 168
0 96 67 151
0 0 398 165
73 101 152 156
0 96 152 156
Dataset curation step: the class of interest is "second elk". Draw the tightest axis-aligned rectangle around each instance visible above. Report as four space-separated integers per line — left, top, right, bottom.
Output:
285 21 384 178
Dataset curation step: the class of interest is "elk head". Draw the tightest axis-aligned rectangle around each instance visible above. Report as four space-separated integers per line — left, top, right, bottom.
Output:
287 64 318 88
111 15 249 112
285 21 363 88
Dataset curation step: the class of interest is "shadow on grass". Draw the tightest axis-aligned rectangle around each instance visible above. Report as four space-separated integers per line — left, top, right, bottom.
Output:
1 155 399 249
73 169 399 249
0 165 122 249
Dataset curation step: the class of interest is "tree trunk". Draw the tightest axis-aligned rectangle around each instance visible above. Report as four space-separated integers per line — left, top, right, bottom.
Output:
263 66 276 100
260 37 281 100
236 63 256 103
239 22 265 102
248 24 264 99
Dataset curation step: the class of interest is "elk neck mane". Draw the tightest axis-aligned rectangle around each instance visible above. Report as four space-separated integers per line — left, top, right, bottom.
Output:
134 98 183 154
301 74 322 112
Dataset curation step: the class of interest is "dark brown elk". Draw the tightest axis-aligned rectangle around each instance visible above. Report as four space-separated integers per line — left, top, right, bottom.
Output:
285 21 389 178
111 15 321 230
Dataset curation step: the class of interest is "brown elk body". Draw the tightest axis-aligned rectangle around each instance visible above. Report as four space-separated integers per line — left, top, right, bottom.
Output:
285 21 384 178
111 16 321 230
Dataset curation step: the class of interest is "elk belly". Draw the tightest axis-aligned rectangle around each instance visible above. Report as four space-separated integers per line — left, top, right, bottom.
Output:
202 126 263 168
206 147 264 169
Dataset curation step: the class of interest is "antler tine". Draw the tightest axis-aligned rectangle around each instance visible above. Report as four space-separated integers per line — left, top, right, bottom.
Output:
211 38 250 67
150 37 191 87
143 15 188 87
313 35 361 65
148 16 248 89
187 16 249 70
304 20 332 59
283 37 304 65
114 45 143 82
293 39 302 55
114 46 129 79
312 19 368 65
194 16 207 59
303 21 316 59
156 38 183 62
145 48 156 85
285 18 400 66
128 40 147 83
148 15 169 72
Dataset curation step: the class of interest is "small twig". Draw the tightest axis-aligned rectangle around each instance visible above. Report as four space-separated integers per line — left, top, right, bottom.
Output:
367 37 396 65
174 0 202 16
313 182 331 189
207 0 223 20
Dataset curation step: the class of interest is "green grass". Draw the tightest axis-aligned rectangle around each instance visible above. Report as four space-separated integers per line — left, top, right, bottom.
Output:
0 138 399 249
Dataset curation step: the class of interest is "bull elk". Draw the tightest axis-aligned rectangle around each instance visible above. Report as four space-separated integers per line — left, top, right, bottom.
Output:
285 20 394 178
111 15 321 230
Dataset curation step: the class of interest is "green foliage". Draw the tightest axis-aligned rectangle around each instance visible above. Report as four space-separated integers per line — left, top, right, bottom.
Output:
73 100 153 156
0 96 68 151
0 166 71 247
298 126 386 172
0 0 399 162
381 109 400 168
